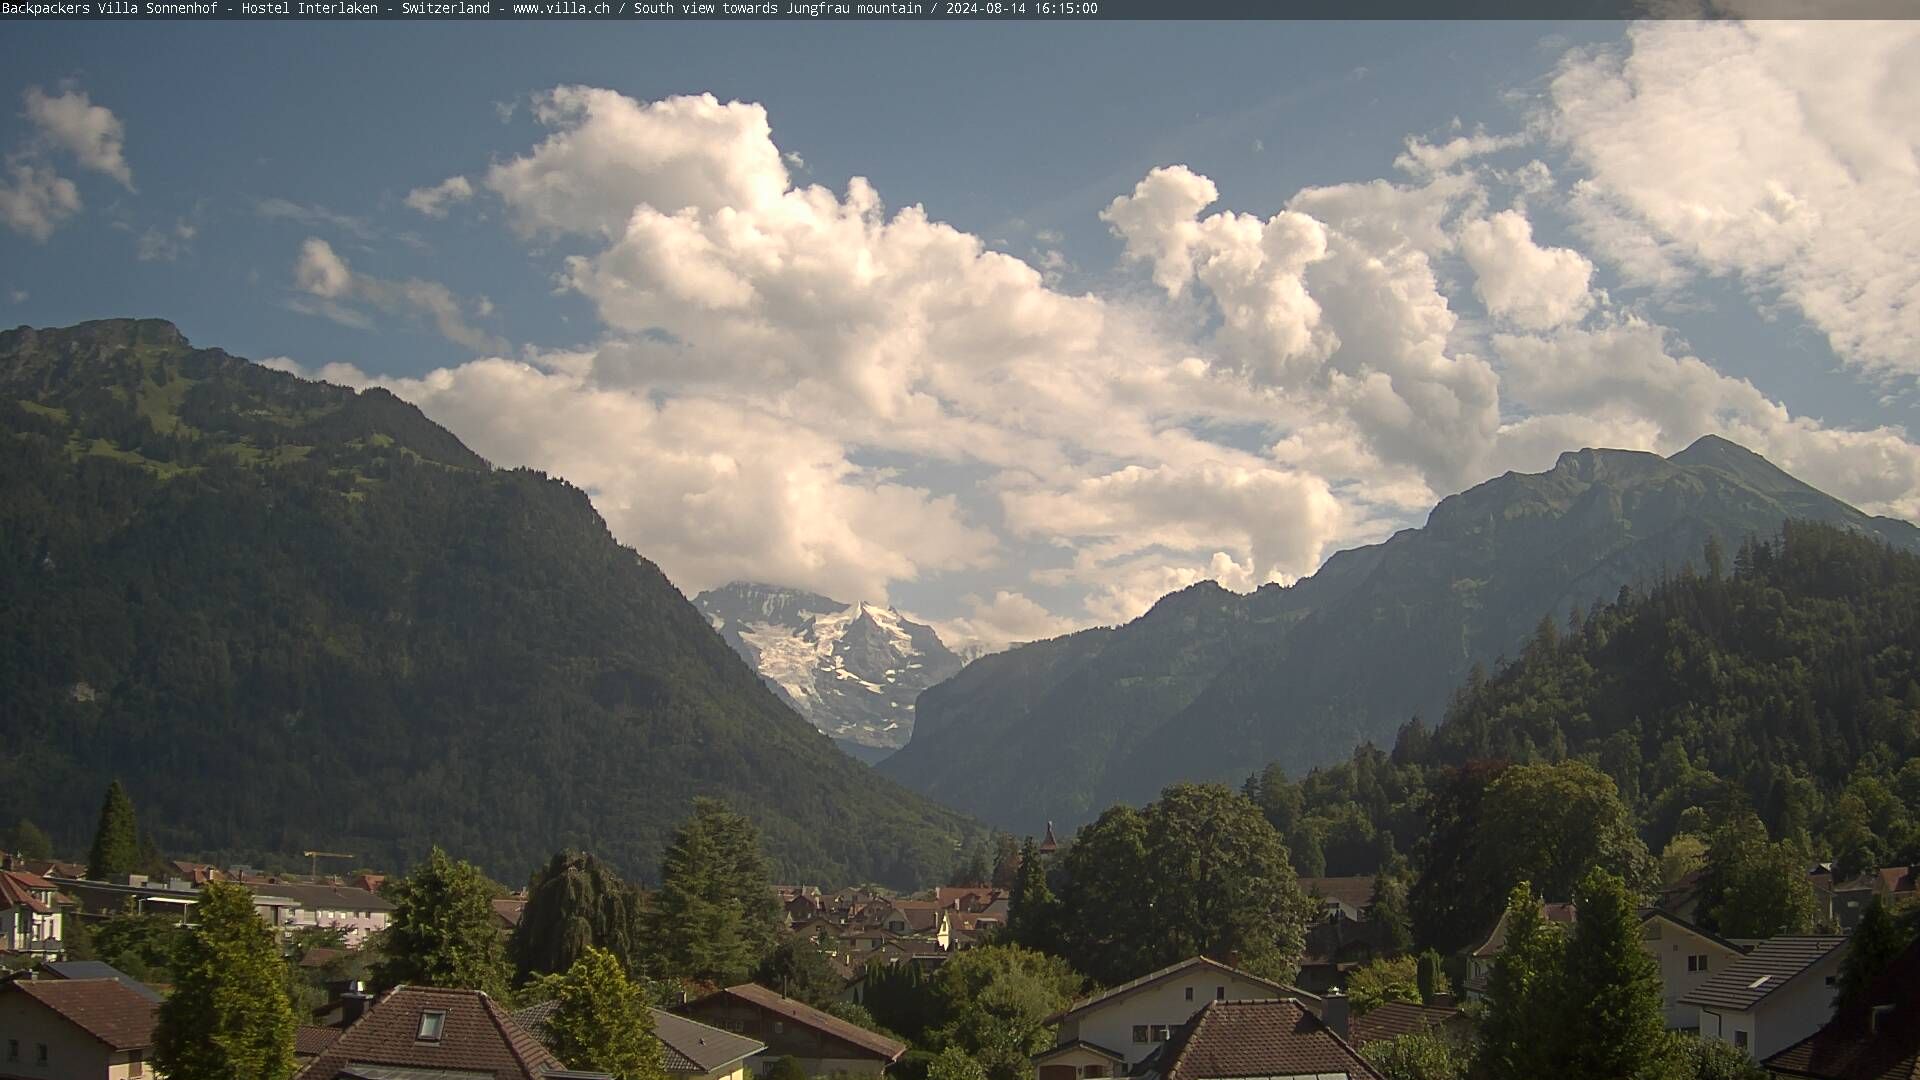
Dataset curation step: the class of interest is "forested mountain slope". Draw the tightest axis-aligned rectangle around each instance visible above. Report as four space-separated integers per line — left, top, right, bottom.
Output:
1259 520 1920 893
0 319 976 887
881 436 1920 833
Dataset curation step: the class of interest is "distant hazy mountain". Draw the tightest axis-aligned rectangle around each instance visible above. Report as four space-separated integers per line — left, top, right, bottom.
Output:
0 319 976 887
878 436 1920 833
693 582 963 763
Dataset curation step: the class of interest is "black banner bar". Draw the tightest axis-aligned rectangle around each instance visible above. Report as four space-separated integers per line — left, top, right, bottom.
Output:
2 0 1913 19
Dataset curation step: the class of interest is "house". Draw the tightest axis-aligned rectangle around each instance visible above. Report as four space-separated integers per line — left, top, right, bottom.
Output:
1125 997 1382 1080
247 883 394 948
293 984 600 1079
294 1024 342 1065
1640 910 1751 1029
1298 911 1397 995
42 874 198 922
1826 867 1916 931
1035 956 1323 1079
0 872 65 960
676 983 905 1077
652 1009 766 1080
1346 1000 1469 1049
1681 936 1849 1060
934 887 1006 913
0 976 158 1079
866 901 951 947
32 962 160 1004
516 1002 765 1080
1298 877 1377 923
1762 936 1920 1080
1462 902 1578 997
492 897 529 935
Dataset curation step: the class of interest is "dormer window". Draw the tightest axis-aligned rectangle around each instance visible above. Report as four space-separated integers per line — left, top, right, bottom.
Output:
418 1010 447 1042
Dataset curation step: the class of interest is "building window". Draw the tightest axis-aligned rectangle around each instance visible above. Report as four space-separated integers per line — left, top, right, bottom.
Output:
6 1039 16 1061
1132 1026 1148 1044
37 1044 48 1065
1733 1031 1748 1050
418 1010 447 1042
1083 1067 1109 1078
1151 1025 1170 1042
1215 986 1226 1000
130 1058 144 1077
1184 986 1194 1001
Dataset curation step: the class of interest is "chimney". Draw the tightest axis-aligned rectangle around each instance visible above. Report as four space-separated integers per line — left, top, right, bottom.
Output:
340 982 374 1026
1322 988 1349 1041
1429 991 1456 1009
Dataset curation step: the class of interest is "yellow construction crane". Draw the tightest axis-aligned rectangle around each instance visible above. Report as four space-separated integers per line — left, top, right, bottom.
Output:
304 850 356 878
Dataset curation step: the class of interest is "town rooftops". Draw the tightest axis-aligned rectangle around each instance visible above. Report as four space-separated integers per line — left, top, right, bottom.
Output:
294 985 566 1080
297 1025 345 1057
1045 956 1321 1026
651 1008 766 1073
1763 937 1920 1080
1346 1001 1465 1048
1680 936 1849 1013
510 1003 764 1076
248 881 395 912
1032 1039 1129 1065
40 960 163 1003
0 869 58 913
1145 999 1383 1080
1638 909 1749 957
1297 877 1377 914
691 984 907 1062
3 977 157 1050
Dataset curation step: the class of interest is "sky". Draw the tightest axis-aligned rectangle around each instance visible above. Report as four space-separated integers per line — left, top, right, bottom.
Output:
3 20 1919 651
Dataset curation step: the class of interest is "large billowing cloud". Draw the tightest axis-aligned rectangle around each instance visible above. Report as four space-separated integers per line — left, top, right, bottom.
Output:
1550 21 1920 378
300 34 1920 648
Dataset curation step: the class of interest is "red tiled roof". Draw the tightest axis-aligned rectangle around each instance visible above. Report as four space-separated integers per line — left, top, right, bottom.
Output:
296 1025 344 1056
7 978 157 1050
0 870 55 914
1764 937 1920 1080
696 983 905 1062
1347 1001 1465 1048
294 986 562 1080
1156 999 1383 1080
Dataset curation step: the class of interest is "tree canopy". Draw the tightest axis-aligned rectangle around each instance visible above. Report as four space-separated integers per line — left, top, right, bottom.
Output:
372 847 512 999
511 851 650 984
154 881 297 1080
650 798 782 984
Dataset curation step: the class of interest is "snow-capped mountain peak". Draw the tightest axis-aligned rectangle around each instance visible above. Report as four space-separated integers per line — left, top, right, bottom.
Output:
693 582 962 761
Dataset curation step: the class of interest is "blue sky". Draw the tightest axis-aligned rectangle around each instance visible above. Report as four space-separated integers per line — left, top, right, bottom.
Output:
4 20 1917 648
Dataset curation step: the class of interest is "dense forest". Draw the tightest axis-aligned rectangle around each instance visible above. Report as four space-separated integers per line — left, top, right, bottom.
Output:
883 435 1920 834
0 319 978 886
1249 520 1920 941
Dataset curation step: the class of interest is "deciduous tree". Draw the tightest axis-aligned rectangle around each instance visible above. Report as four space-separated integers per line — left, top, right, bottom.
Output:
154 882 296 1080
372 847 511 998
537 946 667 1080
